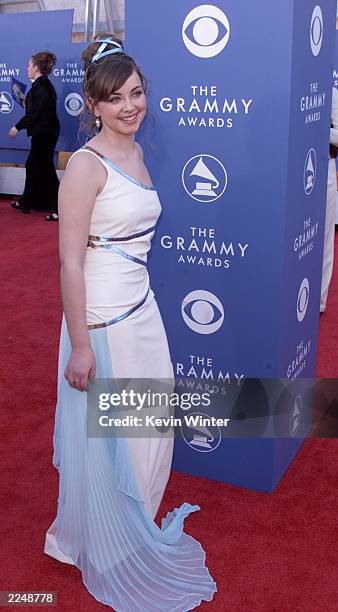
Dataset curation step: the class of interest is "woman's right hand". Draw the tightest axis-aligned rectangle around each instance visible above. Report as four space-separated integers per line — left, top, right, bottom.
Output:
8 127 18 138
64 346 96 392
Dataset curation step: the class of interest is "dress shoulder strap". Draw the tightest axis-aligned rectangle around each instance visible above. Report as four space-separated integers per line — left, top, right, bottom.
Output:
82 145 106 159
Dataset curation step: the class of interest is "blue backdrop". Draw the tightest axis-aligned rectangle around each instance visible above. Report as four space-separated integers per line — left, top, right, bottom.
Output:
0 10 85 163
127 1 337 491
333 28 338 90
334 28 338 170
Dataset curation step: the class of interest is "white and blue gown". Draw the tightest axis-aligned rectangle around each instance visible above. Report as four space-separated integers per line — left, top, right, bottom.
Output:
44 147 217 611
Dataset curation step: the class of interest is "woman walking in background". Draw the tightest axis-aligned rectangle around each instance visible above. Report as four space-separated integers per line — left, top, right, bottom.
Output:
44 35 216 610
9 51 60 220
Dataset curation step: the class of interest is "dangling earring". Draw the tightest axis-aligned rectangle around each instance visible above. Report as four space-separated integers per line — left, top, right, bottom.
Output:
95 116 101 129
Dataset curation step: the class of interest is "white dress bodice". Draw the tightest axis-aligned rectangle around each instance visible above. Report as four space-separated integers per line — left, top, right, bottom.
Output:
70 147 162 325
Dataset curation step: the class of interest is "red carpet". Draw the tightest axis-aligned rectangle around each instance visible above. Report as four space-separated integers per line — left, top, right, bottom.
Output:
0 200 337 612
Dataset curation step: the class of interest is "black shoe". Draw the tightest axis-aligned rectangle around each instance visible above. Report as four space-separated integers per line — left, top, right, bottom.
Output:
45 213 58 221
11 201 22 210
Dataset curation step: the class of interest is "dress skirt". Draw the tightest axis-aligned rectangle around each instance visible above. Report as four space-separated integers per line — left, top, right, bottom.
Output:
45 294 217 611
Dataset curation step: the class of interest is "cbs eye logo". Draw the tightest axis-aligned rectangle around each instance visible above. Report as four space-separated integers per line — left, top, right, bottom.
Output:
182 4 230 58
64 92 84 117
297 278 310 323
181 290 224 334
310 5 323 57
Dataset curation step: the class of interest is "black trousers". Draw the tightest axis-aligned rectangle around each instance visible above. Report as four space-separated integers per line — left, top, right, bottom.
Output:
21 133 60 213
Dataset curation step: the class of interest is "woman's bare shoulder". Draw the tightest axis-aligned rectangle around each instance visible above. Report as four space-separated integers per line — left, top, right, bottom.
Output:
66 147 103 170
64 148 107 186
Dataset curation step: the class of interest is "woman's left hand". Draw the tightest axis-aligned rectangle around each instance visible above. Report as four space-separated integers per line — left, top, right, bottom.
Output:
8 127 18 138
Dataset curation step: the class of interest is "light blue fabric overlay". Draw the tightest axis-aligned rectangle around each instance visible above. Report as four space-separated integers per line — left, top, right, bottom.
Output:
52 318 217 611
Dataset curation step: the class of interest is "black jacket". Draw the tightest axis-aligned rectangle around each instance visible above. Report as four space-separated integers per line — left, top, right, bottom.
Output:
15 75 60 137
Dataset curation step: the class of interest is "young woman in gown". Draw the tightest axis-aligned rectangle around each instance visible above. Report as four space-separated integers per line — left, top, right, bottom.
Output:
44 36 216 611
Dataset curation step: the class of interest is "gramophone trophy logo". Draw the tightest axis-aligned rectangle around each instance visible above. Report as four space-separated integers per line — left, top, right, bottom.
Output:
0 91 14 114
182 154 227 202
181 412 222 452
290 394 302 437
304 148 317 195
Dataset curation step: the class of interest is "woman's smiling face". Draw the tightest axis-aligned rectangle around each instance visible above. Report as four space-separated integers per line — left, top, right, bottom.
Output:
95 70 147 135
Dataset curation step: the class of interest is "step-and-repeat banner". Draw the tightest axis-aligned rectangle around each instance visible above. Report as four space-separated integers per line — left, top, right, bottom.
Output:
333 29 338 171
0 10 85 162
127 1 336 491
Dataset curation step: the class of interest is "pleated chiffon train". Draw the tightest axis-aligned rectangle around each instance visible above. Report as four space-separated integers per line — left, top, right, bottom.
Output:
45 320 217 611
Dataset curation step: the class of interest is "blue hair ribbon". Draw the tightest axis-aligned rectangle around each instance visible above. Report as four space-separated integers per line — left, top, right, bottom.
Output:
91 38 124 63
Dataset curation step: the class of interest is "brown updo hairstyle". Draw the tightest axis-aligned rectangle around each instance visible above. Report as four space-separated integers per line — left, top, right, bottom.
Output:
81 33 148 133
31 51 57 75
